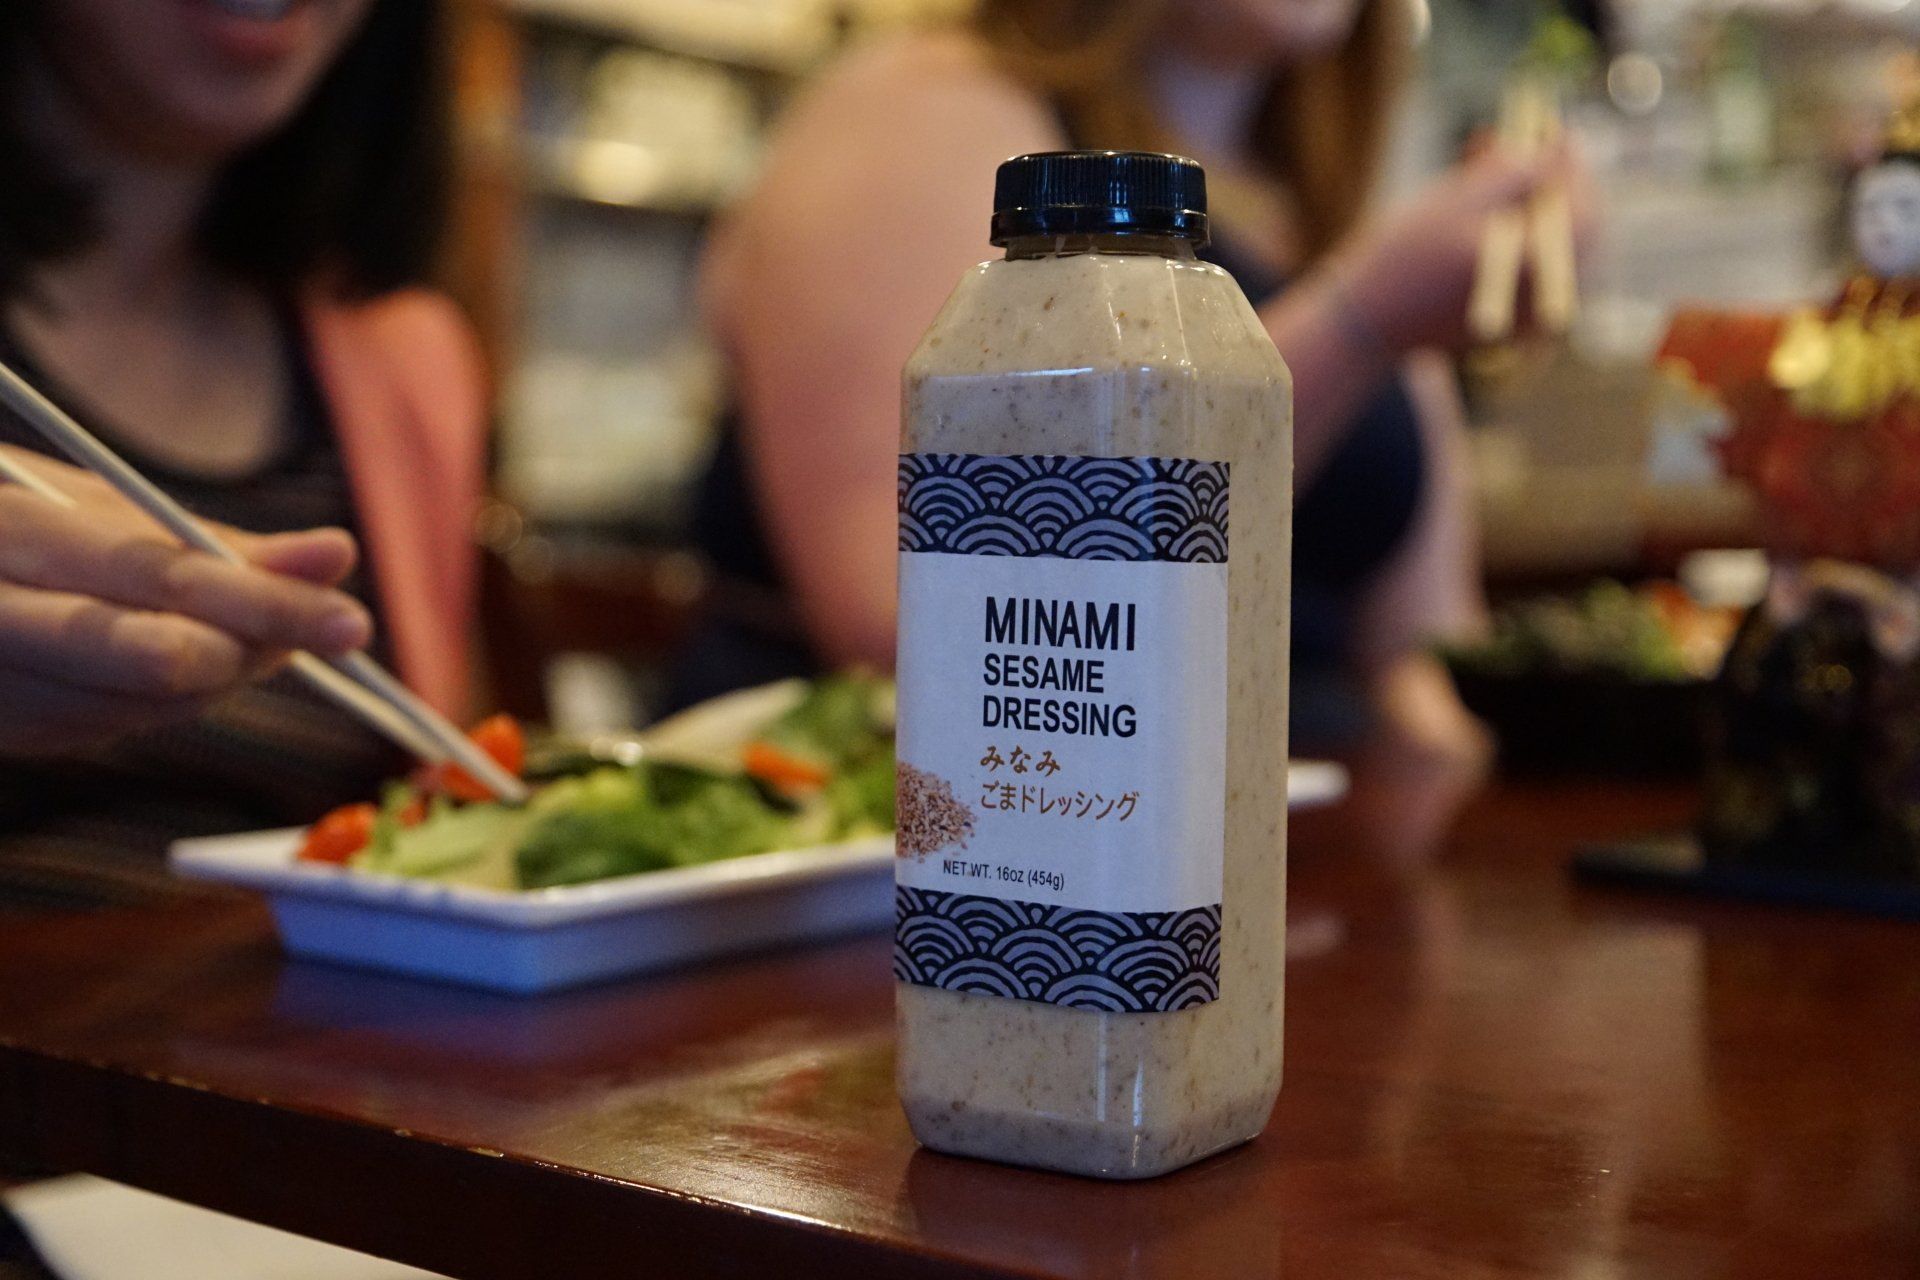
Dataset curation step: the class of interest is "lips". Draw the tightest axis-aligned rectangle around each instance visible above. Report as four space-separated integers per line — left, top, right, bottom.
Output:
178 0 313 64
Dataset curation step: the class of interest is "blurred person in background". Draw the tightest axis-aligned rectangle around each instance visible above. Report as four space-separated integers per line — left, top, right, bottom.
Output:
0 0 484 893
692 0 1585 765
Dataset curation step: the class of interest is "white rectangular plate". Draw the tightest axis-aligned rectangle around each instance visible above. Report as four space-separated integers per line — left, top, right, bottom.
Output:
169 760 1347 994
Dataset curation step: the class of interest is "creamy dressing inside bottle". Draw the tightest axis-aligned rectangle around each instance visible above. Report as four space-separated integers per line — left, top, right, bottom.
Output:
893 152 1291 1178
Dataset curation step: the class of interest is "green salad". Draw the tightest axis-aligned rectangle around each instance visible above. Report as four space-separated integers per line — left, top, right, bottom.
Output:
310 675 895 891
1439 581 1733 683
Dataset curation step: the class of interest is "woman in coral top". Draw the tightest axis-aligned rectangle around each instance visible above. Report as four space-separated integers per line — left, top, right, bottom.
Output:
0 0 484 883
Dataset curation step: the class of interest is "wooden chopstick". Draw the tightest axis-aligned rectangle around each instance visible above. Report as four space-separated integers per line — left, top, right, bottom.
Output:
0 358 529 804
1524 89 1577 335
1470 207 1528 344
1529 181 1578 333
1469 77 1577 345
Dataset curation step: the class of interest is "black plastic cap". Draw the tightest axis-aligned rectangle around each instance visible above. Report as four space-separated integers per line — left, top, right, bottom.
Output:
990 151 1208 247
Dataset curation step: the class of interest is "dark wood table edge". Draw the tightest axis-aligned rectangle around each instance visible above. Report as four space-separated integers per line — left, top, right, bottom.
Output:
0 1040 1036 1280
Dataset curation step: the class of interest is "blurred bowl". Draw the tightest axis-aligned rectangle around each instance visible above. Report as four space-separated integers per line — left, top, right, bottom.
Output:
1448 665 1710 777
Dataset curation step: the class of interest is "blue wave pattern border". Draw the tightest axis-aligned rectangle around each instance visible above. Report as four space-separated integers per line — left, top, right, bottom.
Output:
899 454 1229 563
895 886 1221 1012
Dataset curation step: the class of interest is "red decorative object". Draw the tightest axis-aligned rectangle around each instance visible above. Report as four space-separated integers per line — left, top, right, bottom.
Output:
1660 282 1920 573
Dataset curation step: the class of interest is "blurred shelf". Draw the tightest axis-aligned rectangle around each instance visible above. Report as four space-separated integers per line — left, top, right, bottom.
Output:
502 0 828 74
526 140 726 217
528 179 718 219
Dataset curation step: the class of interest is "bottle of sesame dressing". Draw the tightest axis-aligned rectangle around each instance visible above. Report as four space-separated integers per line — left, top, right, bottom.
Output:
893 151 1292 1177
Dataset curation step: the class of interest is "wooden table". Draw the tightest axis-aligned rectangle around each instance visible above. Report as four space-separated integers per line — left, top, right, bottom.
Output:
2 770 1916 1279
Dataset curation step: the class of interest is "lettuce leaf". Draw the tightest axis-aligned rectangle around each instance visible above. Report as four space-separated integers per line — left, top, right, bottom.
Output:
513 764 789 889
759 673 890 770
359 793 530 885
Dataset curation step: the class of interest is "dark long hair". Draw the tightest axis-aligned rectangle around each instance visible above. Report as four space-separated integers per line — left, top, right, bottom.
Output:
974 0 1410 263
0 0 450 302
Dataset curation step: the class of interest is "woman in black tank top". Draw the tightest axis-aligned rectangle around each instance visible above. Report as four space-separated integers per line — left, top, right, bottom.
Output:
0 310 402 905
684 4 1581 763
685 222 1428 750
0 2 453 907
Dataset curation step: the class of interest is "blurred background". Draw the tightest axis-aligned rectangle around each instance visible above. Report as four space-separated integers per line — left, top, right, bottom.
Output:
435 0 1919 749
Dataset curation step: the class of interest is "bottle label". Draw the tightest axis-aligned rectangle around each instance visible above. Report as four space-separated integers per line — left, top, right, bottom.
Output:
894 453 1229 1013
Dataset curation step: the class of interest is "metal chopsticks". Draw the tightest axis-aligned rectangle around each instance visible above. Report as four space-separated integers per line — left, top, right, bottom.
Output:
0 356 529 804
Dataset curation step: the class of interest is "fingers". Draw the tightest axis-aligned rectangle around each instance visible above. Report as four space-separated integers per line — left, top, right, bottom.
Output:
0 488 372 655
0 582 253 696
1449 135 1579 219
1469 144 1556 206
0 446 363 586
0 447 366 756
237 527 359 586
0 444 105 502
1500 139 1592 215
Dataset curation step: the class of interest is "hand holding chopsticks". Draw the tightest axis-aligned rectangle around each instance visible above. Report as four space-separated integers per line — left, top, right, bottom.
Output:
0 357 528 803
1469 78 1580 346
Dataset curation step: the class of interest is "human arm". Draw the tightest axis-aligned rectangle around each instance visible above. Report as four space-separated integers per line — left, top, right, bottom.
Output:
1261 145 1582 486
712 38 1578 672
1349 354 1494 769
700 37 1066 668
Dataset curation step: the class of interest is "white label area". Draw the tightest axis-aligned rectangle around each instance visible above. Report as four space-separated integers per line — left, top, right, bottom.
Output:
894 552 1227 915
